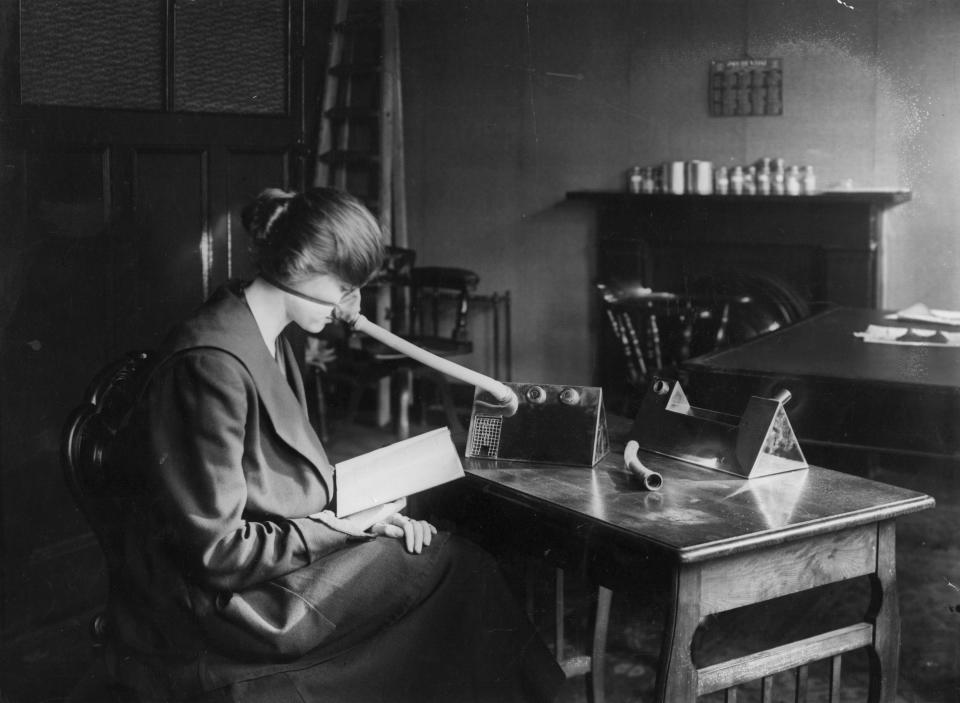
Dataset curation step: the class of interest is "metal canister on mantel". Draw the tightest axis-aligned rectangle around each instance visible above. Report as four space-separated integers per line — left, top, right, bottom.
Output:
662 161 686 194
685 160 714 195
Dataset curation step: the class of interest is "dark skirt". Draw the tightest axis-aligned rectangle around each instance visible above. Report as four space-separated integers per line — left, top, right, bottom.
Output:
176 533 563 703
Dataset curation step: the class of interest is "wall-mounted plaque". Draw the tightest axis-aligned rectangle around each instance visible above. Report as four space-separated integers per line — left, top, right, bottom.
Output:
709 58 783 117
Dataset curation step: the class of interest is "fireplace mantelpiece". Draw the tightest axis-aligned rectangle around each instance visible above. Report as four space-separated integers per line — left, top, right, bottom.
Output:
568 189 911 308
569 189 911 400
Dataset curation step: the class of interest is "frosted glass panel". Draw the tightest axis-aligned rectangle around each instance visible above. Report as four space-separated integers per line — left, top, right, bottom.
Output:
173 0 288 114
20 0 163 110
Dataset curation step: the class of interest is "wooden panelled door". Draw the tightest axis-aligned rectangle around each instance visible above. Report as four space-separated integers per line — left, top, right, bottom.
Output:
0 0 330 634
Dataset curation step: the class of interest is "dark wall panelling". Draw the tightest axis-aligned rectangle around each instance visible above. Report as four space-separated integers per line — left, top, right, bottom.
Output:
1 146 114 632
25 148 110 238
131 148 208 349
226 149 291 281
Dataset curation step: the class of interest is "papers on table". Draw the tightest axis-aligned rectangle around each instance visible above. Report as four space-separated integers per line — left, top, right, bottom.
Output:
885 302 960 327
855 324 960 347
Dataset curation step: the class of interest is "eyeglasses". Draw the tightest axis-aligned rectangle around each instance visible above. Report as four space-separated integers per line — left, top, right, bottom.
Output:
262 276 352 307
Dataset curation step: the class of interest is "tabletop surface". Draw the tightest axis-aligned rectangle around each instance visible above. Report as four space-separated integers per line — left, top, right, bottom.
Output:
684 307 960 390
464 444 934 564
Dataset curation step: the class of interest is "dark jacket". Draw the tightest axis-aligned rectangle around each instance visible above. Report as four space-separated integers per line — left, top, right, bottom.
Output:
109 282 563 703
111 282 371 694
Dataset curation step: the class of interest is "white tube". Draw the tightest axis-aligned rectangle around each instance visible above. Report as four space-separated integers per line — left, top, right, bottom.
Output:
623 440 663 491
352 314 518 409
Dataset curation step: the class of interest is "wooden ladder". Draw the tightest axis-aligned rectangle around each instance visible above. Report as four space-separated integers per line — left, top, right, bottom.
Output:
314 0 407 249
313 0 408 429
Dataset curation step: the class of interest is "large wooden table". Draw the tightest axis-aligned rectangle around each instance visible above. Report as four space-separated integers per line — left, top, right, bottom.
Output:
682 306 960 462
446 441 934 702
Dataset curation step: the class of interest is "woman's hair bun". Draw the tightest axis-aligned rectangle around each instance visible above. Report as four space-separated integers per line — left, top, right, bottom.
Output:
242 188 296 242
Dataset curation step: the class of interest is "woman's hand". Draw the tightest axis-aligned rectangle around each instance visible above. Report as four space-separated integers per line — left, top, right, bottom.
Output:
310 497 437 553
371 512 438 554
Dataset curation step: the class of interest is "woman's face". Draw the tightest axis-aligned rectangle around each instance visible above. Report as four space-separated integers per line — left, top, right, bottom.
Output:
283 274 353 334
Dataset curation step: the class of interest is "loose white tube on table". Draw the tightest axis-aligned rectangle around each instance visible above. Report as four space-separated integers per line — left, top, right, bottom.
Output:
623 440 663 491
352 314 519 415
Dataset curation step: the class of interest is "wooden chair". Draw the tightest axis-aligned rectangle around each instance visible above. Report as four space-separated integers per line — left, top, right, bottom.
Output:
406 265 479 441
597 280 755 414
325 254 480 442
61 351 158 703
323 246 419 435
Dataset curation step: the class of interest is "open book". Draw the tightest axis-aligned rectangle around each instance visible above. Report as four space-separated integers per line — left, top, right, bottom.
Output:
334 427 465 518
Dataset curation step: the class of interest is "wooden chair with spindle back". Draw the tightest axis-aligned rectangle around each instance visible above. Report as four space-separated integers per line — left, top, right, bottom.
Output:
324 254 481 442
324 246 419 433
408 266 479 353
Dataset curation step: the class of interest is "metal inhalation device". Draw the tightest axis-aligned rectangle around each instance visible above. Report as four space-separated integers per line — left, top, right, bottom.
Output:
343 311 608 467
631 377 807 478
465 383 609 467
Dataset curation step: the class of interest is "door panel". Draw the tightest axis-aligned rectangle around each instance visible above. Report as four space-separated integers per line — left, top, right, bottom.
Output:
131 149 208 348
1 146 117 631
0 0 318 634
226 149 291 280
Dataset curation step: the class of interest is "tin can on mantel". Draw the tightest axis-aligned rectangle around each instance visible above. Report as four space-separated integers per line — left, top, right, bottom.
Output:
663 161 686 194
685 160 714 195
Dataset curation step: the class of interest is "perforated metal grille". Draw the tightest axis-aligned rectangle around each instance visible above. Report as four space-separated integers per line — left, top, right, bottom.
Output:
467 415 502 458
20 0 163 109
174 0 287 114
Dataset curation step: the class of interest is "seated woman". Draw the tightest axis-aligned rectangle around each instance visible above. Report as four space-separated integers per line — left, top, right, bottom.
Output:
108 187 563 702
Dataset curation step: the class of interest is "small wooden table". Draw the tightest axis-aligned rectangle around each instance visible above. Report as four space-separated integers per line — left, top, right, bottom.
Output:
450 444 934 702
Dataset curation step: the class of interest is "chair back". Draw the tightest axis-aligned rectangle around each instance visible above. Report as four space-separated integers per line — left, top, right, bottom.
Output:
61 351 154 577
356 245 416 333
410 266 479 350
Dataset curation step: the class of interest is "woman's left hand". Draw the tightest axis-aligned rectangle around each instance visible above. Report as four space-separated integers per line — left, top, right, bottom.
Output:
371 513 437 554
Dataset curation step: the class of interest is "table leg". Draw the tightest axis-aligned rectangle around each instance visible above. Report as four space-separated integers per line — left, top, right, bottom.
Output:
656 565 701 702
588 585 613 703
866 520 900 703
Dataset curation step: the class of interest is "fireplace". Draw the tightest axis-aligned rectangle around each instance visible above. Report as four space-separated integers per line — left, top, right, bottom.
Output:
568 189 911 401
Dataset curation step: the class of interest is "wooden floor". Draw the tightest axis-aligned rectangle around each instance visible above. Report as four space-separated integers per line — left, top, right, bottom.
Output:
1 419 957 703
